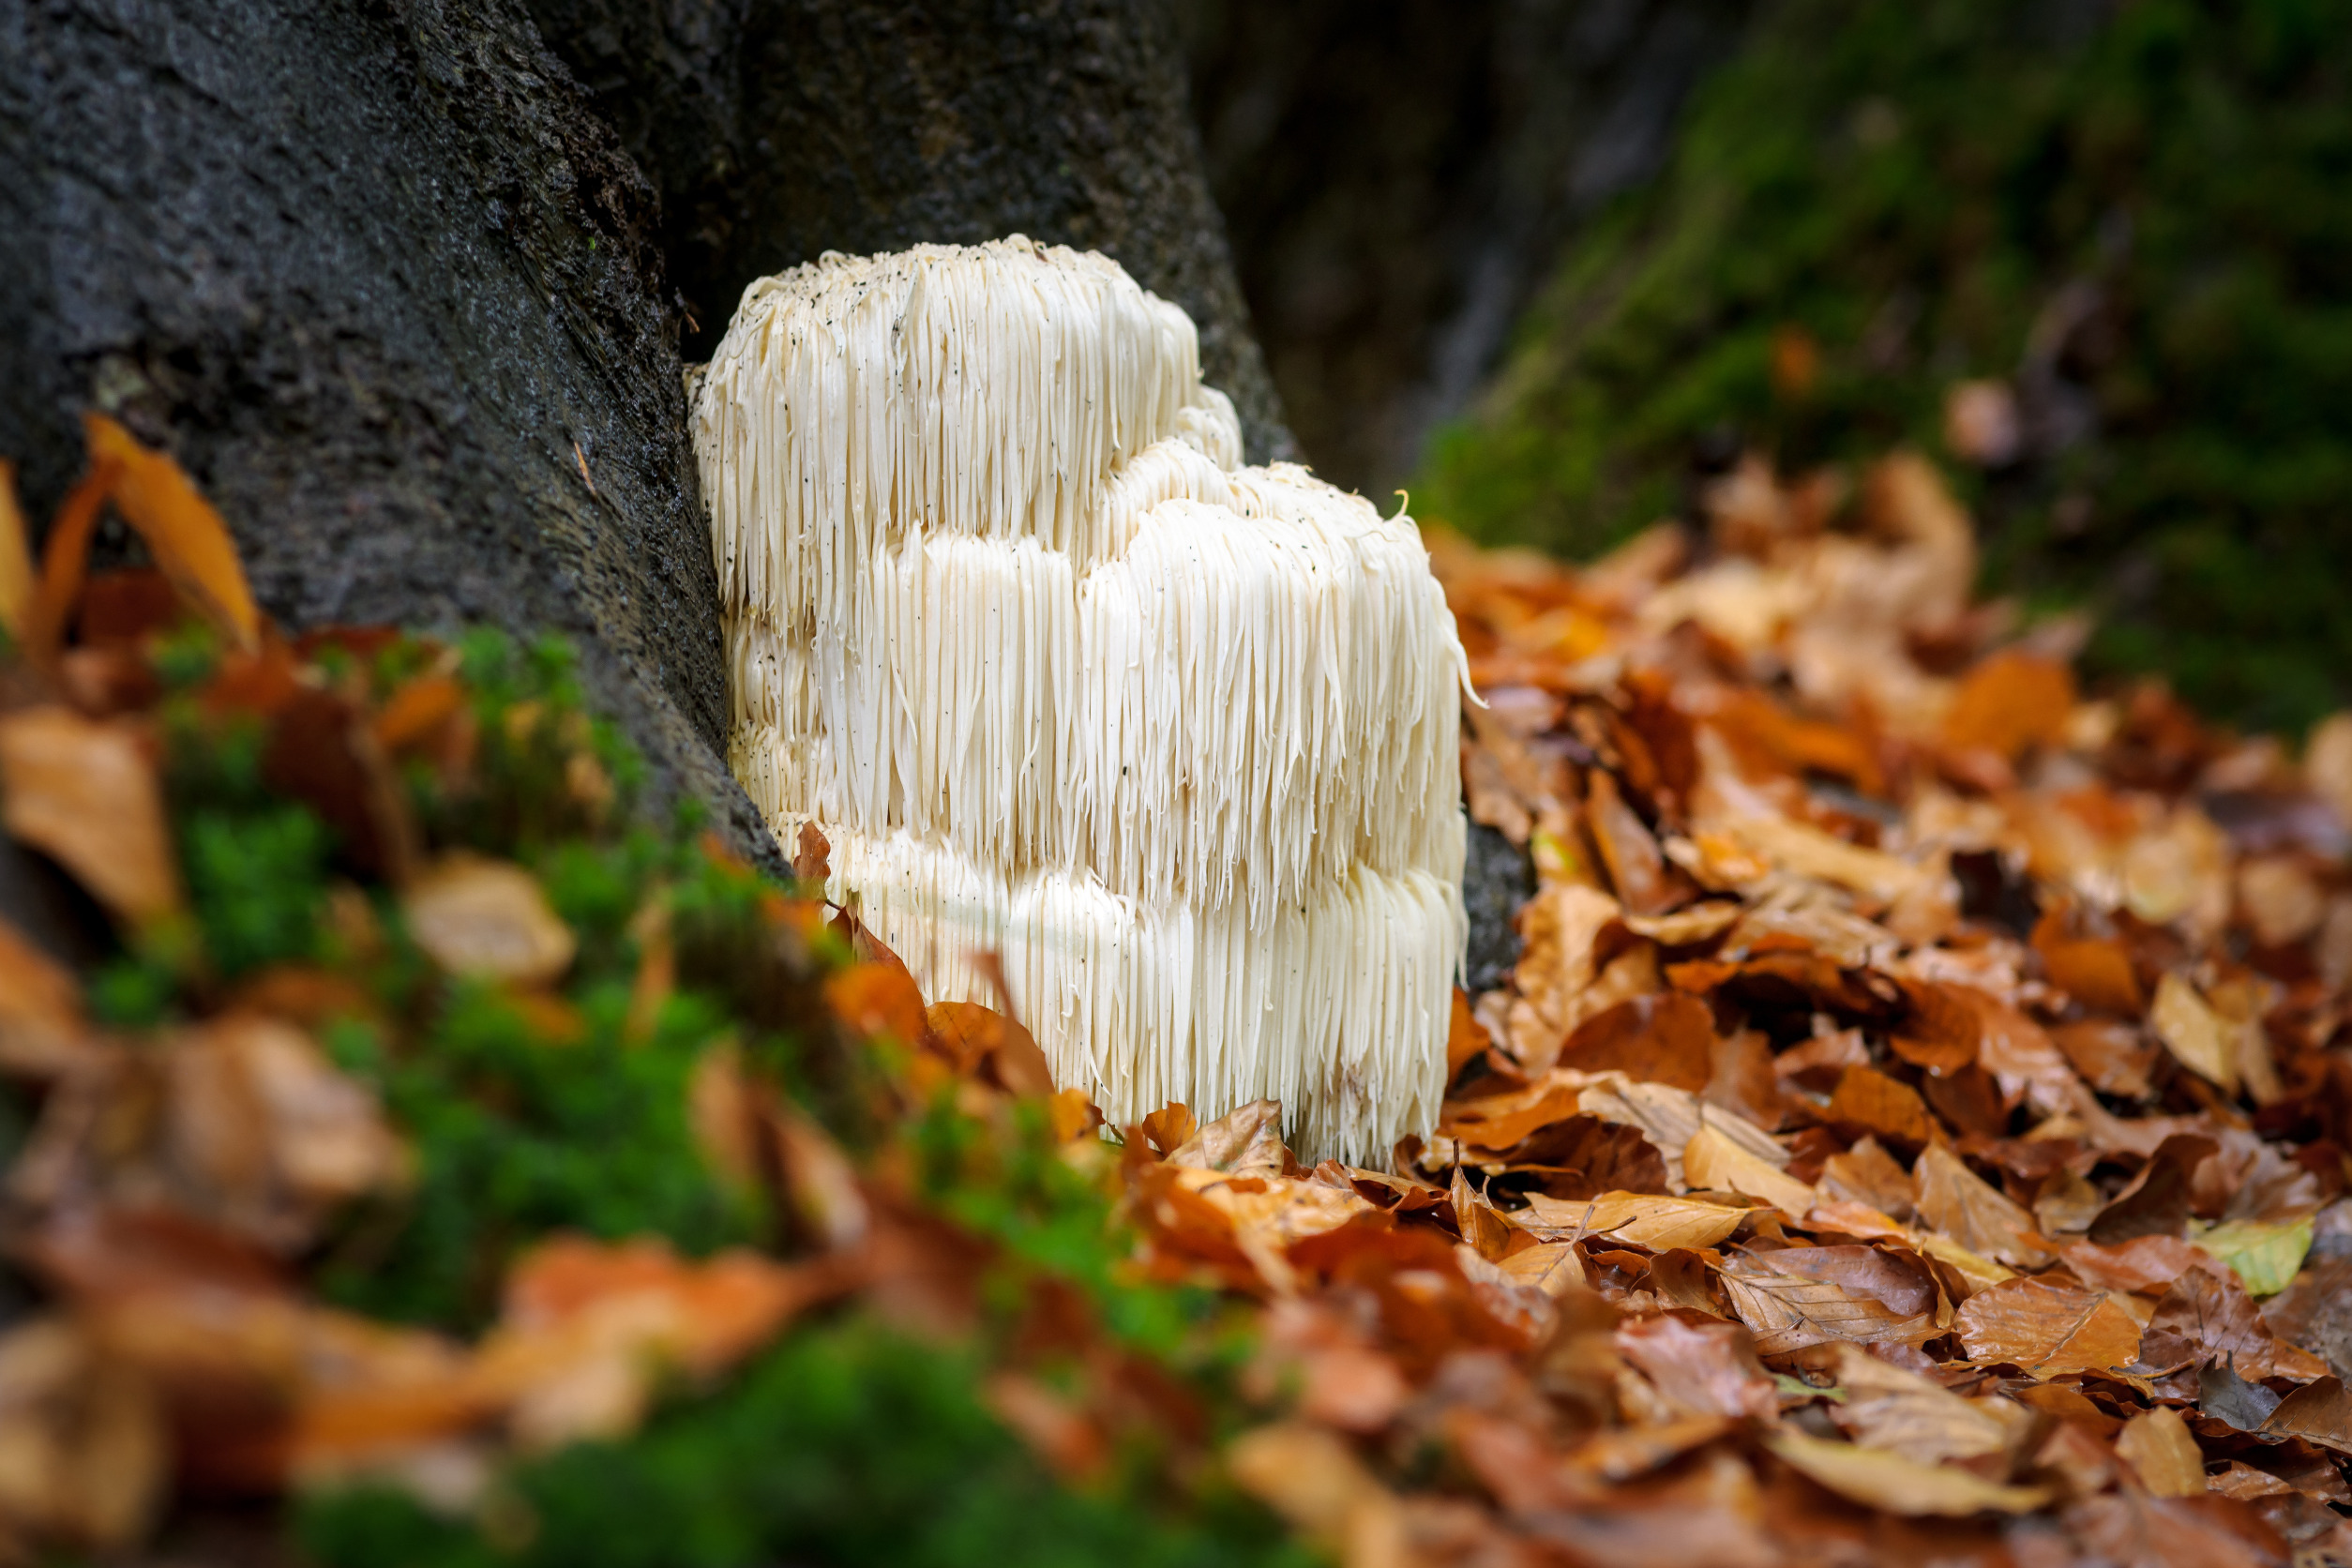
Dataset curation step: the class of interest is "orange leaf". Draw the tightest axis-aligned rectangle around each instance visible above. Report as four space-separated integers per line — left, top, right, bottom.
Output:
0 460 32 640
1827 1063 1937 1150
0 705 181 924
83 414 260 652
1913 1145 2053 1269
20 459 117 671
1952 1277 2141 1377
1558 991 1714 1092
1941 650 2075 762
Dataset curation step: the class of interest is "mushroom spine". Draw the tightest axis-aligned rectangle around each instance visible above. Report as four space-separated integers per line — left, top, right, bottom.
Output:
694 238 1467 1165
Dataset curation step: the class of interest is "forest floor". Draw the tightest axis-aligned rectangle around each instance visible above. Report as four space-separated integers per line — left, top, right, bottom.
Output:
0 424 2346 1566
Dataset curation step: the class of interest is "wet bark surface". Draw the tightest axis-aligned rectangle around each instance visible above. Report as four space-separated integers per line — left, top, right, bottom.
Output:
1 0 766 863
524 0 1293 461
1 0 1291 918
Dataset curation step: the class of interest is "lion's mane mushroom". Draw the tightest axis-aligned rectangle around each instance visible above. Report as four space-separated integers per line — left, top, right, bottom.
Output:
693 238 1467 1163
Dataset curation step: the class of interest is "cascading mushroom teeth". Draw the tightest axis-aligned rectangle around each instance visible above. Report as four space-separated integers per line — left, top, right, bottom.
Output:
693 236 1468 1167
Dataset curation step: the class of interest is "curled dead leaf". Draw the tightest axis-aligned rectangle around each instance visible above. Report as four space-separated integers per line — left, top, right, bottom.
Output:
83 414 259 652
400 854 575 986
0 705 181 925
1765 1425 2052 1515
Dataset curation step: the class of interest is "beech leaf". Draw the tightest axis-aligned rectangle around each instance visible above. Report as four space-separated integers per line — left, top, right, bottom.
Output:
0 705 181 925
1953 1278 2141 1378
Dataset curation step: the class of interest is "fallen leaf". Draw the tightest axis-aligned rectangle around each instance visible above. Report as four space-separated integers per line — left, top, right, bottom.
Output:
83 413 260 651
0 915 86 1077
2116 1407 2206 1497
0 705 181 924
1828 1063 1937 1150
2260 1376 2352 1455
0 460 30 639
2198 1360 2283 1430
925 1000 1054 1097
2088 1133 2218 1244
1827 1342 2025 1467
1941 651 2075 763
479 1236 831 1451
1165 1099 1287 1178
1765 1425 2052 1515
2151 972 2237 1095
1516 1190 1748 1251
983 1371 1108 1483
1559 991 1715 1092
1227 1421 1405 1568
1818 1136 1917 1221
1914 1145 2054 1268
2033 909 2144 1016
2190 1215 2313 1299
1684 1123 1817 1221
1953 1278 2141 1378
1718 1255 1931 1354
2147 1266 2329 1383
1614 1313 1777 1421
0 1316 166 1551
792 821 831 883
2060 1234 2211 1296
400 853 576 985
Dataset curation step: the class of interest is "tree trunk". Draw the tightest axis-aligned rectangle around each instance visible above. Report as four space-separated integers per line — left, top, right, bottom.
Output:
0 0 1287 891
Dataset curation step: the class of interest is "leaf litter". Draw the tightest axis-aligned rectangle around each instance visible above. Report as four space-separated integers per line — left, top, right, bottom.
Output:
0 430 2344 1563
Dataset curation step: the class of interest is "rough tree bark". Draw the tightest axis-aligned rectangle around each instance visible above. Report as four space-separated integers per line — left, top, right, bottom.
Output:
0 0 1287 904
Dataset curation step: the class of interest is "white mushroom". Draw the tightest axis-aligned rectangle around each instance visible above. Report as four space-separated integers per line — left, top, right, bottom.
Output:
694 237 1467 1164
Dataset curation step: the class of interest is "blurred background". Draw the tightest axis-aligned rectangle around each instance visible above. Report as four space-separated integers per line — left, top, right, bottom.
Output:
1174 0 2351 734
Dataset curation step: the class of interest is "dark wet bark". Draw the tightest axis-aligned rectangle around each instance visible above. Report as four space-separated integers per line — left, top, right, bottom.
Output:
520 0 1292 461
0 0 1289 922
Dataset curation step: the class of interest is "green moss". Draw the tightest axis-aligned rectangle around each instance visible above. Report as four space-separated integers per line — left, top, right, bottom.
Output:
103 624 1296 1562
296 1318 1314 1568
1419 0 2352 731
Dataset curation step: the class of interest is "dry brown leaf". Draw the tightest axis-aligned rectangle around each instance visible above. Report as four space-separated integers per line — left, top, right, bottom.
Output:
1717 1255 1931 1354
0 705 181 924
83 413 260 651
2150 972 2237 1095
1718 813 1931 908
2259 1376 2352 1455
1953 1277 2141 1378
2116 1407 2206 1497
769 1099 871 1253
1828 1063 1937 1150
1683 1123 1816 1221
1516 1190 1748 1251
1164 1098 1287 1178
1827 1342 2024 1467
1764 1426 2052 1515
1558 991 1715 1092
1941 651 2076 763
0 916 86 1077
0 1316 166 1551
2146 1266 2329 1384
400 853 576 985
1227 1421 1406 1568
478 1236 829 1451
1818 1137 1918 1221
1914 1145 2054 1269
2060 1234 2211 1296
0 460 31 640
1614 1313 1777 1421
